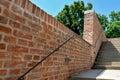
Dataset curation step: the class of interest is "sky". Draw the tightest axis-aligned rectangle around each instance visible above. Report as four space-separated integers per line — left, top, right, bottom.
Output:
30 0 120 17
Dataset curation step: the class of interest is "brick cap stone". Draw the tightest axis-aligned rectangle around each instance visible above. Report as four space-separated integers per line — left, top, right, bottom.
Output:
85 10 95 14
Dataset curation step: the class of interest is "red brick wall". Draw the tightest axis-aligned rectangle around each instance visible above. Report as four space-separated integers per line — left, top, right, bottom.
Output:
0 0 93 80
83 10 107 66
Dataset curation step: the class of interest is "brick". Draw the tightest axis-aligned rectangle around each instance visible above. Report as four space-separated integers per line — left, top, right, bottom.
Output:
46 34 51 40
29 41 35 47
43 62 53 66
0 7 1 13
11 4 23 15
24 55 32 61
0 61 3 68
40 10 45 20
32 5 37 14
14 0 21 6
0 34 2 41
48 41 56 46
0 52 9 59
0 0 10 8
33 55 40 60
4 61 25 68
33 16 40 24
24 11 32 19
36 7 40 17
7 45 28 53
21 25 31 32
30 49 41 54
28 73 42 79
9 20 20 28
11 53 22 60
26 1 33 13
0 15 8 24
0 69 7 76
13 30 32 40
0 25 12 34
4 35 16 43
0 43 6 50
44 12 48 22
39 32 46 38
41 21 47 32
43 72 53 77
34 37 46 44
48 24 52 31
9 69 20 75
21 0 27 8
18 39 28 46
48 15 51 24
3 9 25 23
4 77 17 80
28 62 37 67
27 21 41 30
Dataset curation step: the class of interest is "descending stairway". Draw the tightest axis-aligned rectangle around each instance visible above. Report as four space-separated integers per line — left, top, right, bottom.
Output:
71 38 120 80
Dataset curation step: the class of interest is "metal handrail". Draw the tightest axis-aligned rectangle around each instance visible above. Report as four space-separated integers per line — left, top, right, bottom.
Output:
17 34 77 80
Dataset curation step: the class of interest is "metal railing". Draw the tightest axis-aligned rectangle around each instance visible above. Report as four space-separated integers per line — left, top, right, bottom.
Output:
17 34 77 80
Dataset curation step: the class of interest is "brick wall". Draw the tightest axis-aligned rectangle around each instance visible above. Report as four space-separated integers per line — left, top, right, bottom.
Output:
83 10 107 66
0 0 93 80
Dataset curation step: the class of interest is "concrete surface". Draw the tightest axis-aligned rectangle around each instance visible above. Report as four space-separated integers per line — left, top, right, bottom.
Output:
71 69 120 80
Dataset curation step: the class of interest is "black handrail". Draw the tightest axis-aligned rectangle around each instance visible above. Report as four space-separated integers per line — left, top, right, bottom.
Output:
17 34 77 80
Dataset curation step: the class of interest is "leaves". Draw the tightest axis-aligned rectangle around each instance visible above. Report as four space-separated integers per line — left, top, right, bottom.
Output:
56 1 92 36
106 21 120 38
98 11 120 38
56 1 120 38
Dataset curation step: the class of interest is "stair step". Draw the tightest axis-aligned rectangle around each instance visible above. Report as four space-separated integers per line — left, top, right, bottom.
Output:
71 69 120 80
99 49 120 52
96 58 120 62
93 65 120 69
95 62 120 65
97 55 120 57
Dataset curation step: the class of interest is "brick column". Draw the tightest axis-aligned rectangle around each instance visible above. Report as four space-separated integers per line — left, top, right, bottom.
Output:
83 10 95 45
83 10 107 67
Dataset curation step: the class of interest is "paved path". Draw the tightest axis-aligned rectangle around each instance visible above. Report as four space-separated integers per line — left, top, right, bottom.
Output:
71 69 120 80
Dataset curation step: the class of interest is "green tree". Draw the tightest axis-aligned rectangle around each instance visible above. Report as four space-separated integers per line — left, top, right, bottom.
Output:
97 14 109 31
56 1 92 35
105 11 120 38
106 21 120 38
98 11 120 38
109 11 120 21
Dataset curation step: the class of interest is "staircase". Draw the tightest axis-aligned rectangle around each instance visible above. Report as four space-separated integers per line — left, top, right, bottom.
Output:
71 38 120 80
93 38 120 69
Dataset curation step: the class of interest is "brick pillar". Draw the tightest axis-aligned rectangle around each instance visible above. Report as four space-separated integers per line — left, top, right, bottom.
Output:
83 10 107 67
83 10 95 45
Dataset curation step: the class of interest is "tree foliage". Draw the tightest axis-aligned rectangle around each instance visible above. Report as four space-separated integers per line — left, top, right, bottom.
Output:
109 11 120 21
97 14 109 31
56 1 92 35
56 1 120 38
98 11 120 38
105 21 120 38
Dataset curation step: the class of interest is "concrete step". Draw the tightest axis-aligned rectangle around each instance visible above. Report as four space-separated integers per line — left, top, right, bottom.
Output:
99 50 120 53
101 44 120 47
93 65 120 69
100 49 120 52
97 54 120 57
96 58 120 61
97 53 120 57
95 62 120 65
71 69 120 80
102 43 120 45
